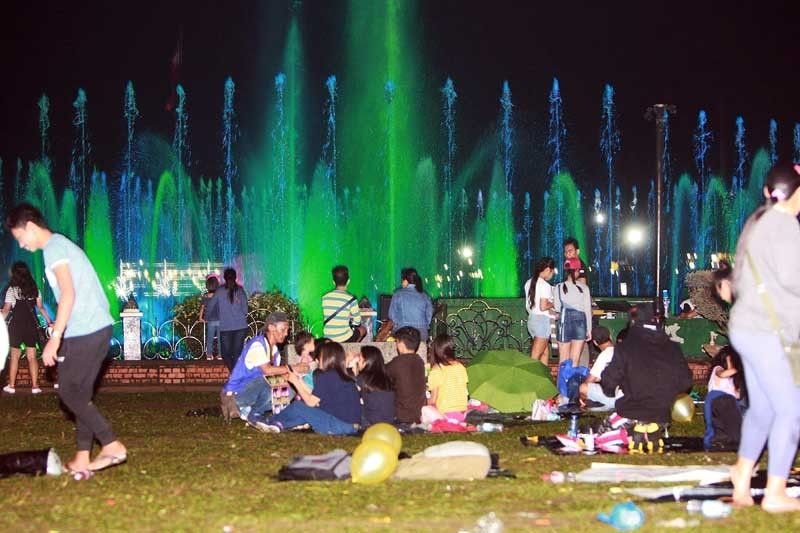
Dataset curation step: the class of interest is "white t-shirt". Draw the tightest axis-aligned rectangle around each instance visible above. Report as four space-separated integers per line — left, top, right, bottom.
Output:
243 341 279 370
589 346 615 379
4 286 37 308
524 277 553 316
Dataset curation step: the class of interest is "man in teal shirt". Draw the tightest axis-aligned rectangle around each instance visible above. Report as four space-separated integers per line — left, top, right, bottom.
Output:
7 203 127 474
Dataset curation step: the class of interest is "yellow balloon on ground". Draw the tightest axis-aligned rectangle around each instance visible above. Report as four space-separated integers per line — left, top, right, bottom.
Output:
671 393 696 423
351 439 398 484
362 423 402 454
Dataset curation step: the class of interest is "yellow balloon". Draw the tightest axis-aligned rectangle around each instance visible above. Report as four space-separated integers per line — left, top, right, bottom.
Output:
362 423 403 454
671 393 696 423
351 439 398 484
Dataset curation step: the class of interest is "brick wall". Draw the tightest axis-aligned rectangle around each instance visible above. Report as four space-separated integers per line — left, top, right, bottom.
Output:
5 358 712 389
7 361 231 389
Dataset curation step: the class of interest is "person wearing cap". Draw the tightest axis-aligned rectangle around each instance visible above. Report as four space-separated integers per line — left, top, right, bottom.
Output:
728 162 800 513
221 312 291 425
553 256 593 366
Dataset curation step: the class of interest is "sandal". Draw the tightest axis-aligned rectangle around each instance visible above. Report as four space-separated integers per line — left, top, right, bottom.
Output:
88 453 127 472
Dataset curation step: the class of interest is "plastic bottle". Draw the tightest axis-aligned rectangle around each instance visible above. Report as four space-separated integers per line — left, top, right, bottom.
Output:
685 500 702 514
662 289 671 318
479 422 504 433
699 500 732 519
567 415 579 438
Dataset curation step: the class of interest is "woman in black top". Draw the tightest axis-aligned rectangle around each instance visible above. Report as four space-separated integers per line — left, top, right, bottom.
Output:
357 345 395 426
2 261 53 394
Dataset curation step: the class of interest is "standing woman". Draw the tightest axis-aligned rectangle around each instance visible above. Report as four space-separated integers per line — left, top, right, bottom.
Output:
209 268 249 371
2 261 53 394
553 257 592 366
524 257 556 364
728 163 800 512
388 268 433 341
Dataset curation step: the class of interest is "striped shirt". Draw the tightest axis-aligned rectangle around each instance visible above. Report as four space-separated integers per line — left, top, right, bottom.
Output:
322 289 361 342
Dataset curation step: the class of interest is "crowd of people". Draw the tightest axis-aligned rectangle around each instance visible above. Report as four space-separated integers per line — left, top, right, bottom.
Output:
2 161 799 513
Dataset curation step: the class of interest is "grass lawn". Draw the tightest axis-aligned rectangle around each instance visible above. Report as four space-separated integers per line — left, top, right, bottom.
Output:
1 392 798 532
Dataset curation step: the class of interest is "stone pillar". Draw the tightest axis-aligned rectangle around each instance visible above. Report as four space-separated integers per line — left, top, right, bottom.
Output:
120 309 143 361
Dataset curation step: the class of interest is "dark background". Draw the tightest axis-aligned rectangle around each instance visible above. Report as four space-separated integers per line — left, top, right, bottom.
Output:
1 0 798 194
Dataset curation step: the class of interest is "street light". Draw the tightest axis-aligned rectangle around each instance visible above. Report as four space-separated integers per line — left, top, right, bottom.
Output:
625 226 645 247
594 212 606 224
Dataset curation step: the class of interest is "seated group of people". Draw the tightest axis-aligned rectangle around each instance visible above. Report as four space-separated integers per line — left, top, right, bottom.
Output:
576 302 745 450
221 312 468 435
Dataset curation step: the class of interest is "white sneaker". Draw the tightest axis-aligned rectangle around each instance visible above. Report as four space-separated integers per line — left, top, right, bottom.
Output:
248 419 281 433
31 388 42 395
2 385 15 394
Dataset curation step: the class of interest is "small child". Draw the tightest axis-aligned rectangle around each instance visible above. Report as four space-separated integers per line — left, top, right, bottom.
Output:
707 345 744 400
294 333 320 391
199 276 220 360
385 327 426 424
524 257 555 364
704 345 746 449
422 334 469 423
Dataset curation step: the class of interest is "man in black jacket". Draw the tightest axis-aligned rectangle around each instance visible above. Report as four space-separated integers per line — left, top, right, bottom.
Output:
600 302 692 451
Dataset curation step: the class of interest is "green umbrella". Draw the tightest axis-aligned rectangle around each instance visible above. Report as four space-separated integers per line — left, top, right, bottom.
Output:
467 350 558 413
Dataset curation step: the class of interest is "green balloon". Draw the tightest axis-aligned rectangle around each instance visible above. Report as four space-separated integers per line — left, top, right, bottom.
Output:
671 393 696 423
351 439 398 485
362 423 402 454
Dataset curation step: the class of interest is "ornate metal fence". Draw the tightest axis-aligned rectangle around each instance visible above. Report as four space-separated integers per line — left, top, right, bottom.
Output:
110 310 305 361
433 300 530 359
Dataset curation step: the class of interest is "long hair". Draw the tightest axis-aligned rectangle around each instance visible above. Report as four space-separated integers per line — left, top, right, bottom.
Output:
711 345 748 403
358 345 391 392
317 342 353 382
528 257 555 309
223 268 238 303
561 267 583 295
429 334 458 367
401 268 424 293
10 261 38 299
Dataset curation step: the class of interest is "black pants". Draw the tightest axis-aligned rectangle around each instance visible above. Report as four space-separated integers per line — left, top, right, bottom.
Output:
219 328 248 371
57 326 115 451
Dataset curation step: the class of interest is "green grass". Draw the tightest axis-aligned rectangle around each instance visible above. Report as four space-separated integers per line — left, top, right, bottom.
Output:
1 392 798 532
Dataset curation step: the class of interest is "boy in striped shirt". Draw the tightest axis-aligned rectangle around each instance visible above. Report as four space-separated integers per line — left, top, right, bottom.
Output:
322 266 365 342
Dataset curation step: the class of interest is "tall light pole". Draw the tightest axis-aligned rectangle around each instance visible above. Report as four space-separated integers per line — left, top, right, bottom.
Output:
645 104 676 314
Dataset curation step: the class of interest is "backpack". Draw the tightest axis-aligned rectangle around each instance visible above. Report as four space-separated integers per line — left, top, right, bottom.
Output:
277 449 352 481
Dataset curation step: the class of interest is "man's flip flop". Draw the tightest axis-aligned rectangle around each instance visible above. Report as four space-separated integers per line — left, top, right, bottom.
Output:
88 454 127 472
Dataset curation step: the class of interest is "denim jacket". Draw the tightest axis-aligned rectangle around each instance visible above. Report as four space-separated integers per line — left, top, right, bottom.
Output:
388 285 433 340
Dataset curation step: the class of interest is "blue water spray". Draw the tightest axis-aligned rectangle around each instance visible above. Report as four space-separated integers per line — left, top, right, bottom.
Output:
600 84 620 295
499 81 514 193
547 78 566 178
769 118 778 166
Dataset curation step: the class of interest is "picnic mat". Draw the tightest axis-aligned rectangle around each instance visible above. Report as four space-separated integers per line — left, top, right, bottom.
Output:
625 469 800 503
574 462 732 484
523 435 737 455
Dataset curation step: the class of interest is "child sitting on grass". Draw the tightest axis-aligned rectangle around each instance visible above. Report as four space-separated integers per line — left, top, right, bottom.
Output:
422 334 469 423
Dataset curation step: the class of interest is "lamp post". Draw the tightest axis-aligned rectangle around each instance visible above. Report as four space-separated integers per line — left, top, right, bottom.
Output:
645 104 676 314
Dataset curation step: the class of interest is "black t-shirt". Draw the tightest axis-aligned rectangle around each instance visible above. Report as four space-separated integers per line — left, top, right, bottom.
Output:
360 387 396 427
313 370 361 424
386 354 426 423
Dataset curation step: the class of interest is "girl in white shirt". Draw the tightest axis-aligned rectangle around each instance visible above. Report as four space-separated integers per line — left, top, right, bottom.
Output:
524 257 555 364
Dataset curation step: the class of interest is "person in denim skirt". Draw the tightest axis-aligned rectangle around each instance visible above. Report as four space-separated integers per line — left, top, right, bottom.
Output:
553 257 592 366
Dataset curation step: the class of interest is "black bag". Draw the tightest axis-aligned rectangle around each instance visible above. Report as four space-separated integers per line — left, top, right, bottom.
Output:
277 449 351 481
23 299 48 347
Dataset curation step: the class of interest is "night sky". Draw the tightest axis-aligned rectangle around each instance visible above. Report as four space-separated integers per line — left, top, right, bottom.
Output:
2 0 798 193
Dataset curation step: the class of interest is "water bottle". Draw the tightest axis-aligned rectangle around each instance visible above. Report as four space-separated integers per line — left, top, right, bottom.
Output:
700 500 732 519
567 415 579 438
479 422 504 433
662 289 670 318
